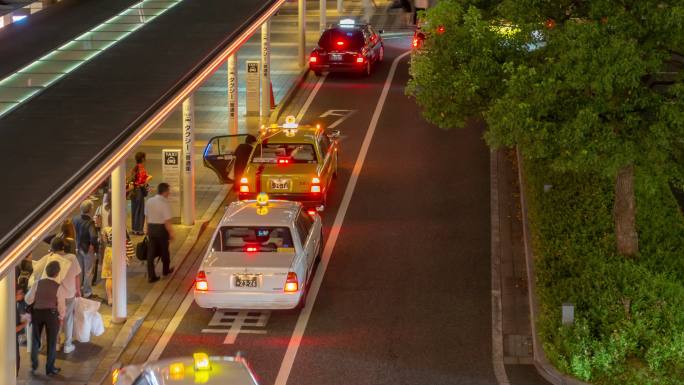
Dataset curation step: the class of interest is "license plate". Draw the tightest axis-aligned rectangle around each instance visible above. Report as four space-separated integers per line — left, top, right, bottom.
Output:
330 53 343 61
235 275 258 288
270 179 290 190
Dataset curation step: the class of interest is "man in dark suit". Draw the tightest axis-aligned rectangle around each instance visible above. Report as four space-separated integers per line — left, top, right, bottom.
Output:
25 261 66 376
232 134 257 189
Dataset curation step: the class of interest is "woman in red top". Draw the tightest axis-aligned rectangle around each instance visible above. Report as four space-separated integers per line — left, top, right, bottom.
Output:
130 152 150 234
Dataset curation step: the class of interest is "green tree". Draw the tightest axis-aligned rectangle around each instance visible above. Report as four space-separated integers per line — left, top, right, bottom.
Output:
407 0 684 257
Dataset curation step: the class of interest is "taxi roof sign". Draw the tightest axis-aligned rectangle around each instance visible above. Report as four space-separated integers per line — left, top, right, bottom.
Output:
256 192 269 207
283 115 298 129
193 353 211 371
339 18 355 27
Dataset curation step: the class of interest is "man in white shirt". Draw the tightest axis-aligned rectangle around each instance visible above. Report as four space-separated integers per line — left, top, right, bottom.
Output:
144 182 175 283
25 261 66 376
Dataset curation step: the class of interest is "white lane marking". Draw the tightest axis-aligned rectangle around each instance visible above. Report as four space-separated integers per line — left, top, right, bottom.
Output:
147 291 194 362
274 50 412 385
201 310 271 344
296 74 327 121
146 69 328 362
319 109 357 129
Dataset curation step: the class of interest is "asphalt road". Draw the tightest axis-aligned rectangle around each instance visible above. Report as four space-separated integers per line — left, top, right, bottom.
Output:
151 38 544 385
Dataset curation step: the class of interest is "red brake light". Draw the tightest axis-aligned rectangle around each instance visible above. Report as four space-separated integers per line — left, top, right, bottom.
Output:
412 38 419 47
356 56 364 63
437 25 445 34
336 40 345 46
284 272 298 292
240 177 249 193
310 55 317 63
196 271 208 291
245 246 259 252
277 157 290 164
307 209 317 216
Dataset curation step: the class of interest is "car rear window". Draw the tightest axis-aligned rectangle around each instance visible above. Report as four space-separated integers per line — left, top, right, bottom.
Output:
251 143 317 164
318 28 365 51
214 226 294 252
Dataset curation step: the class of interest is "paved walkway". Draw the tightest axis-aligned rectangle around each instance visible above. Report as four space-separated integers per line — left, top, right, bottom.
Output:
17 1 371 384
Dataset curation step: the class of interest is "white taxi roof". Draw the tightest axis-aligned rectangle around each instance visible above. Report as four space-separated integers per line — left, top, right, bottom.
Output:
143 356 257 385
219 200 301 227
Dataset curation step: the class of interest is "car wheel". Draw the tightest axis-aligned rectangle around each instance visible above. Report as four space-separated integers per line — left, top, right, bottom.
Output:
378 45 384 62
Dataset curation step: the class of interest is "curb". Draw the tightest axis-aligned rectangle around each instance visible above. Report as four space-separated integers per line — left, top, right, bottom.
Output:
87 186 228 384
490 150 511 385
515 147 592 385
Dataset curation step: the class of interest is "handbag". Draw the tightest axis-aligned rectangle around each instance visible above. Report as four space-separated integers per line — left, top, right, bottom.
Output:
135 236 149 261
126 238 136 265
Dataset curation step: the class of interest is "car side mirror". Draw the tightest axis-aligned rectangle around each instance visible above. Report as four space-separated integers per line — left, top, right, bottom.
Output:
328 130 341 139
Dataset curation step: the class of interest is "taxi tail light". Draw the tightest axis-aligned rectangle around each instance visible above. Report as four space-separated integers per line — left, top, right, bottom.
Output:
412 37 419 47
284 272 298 292
336 40 345 46
309 54 318 63
245 245 259 252
277 157 291 164
356 56 365 63
310 177 321 193
195 271 208 291
307 209 317 216
239 177 249 193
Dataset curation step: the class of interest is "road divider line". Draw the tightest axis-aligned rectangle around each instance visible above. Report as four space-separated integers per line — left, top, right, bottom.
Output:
145 69 329 363
274 50 411 385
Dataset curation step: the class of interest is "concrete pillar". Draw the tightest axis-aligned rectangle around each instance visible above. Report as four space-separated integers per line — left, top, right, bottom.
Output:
0 273 16 384
111 163 127 322
227 54 238 136
337 0 342 15
298 0 306 68
261 20 271 120
182 96 196 226
320 0 327 32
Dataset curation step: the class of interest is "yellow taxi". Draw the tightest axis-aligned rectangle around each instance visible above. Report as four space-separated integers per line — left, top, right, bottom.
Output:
238 116 340 210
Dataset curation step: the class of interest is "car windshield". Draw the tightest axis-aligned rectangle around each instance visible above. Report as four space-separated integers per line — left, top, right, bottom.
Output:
251 143 317 164
214 226 294 252
318 28 365 51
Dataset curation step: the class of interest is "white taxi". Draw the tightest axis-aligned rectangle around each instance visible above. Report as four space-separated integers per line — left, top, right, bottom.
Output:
112 353 258 385
194 193 323 310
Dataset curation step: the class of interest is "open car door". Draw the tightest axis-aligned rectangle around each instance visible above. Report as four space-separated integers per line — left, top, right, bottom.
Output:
203 134 247 184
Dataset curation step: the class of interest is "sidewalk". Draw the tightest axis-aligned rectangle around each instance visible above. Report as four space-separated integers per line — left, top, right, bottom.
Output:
17 1 370 384
492 148 550 385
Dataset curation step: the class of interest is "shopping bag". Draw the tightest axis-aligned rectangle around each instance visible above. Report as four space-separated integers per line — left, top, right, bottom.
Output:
135 236 149 261
90 311 105 337
74 297 101 343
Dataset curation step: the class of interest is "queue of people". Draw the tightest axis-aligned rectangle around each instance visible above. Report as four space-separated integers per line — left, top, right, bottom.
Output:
14 150 178 377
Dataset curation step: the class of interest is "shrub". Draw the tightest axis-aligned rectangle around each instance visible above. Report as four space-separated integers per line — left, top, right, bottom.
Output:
522 158 684 385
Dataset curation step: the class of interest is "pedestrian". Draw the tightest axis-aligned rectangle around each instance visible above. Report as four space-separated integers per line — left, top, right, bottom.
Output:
233 134 257 188
51 237 81 354
15 284 29 376
73 200 99 298
43 220 77 254
25 261 66 376
130 152 151 235
93 189 111 285
144 182 175 283
414 0 428 25
101 226 114 305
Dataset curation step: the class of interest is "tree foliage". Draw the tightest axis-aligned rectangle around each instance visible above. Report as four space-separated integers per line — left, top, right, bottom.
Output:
407 0 684 255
